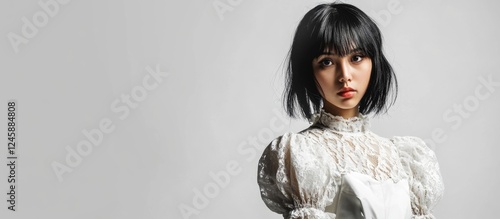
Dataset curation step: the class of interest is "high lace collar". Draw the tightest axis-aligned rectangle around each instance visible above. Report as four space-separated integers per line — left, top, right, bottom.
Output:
309 108 370 132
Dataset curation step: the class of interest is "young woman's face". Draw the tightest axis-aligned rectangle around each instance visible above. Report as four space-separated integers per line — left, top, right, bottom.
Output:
312 49 372 117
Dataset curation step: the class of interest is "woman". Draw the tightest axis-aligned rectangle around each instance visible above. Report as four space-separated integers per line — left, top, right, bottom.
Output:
257 2 444 219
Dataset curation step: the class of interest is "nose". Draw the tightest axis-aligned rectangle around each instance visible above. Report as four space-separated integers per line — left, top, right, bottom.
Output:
338 59 352 85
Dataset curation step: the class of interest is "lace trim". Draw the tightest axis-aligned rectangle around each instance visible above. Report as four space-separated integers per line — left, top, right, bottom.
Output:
309 109 369 132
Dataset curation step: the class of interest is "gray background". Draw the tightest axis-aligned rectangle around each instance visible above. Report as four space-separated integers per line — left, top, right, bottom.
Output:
1 0 499 218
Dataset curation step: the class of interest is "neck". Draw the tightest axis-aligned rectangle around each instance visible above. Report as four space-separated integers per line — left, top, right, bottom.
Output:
322 103 359 119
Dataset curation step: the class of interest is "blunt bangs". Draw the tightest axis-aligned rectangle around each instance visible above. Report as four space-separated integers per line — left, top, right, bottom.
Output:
312 6 378 59
283 2 397 120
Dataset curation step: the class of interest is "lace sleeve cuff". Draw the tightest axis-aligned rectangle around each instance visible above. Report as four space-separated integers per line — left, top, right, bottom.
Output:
287 207 335 219
413 214 436 219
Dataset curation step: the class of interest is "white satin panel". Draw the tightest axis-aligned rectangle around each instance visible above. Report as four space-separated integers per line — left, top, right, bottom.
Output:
330 172 412 219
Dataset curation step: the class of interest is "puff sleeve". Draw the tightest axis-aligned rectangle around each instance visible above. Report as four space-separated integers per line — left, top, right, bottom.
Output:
257 132 337 219
391 136 445 219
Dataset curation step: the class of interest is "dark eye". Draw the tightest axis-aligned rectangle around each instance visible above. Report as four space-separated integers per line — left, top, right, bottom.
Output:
319 59 333 67
352 54 365 62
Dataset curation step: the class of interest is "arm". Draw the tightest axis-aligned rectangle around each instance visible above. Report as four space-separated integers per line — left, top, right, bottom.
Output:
257 132 337 219
392 136 445 218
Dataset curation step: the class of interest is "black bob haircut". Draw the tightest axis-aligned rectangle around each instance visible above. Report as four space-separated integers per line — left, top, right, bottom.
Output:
283 2 398 120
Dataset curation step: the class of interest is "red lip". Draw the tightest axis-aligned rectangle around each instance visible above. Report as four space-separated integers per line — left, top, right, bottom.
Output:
337 87 356 98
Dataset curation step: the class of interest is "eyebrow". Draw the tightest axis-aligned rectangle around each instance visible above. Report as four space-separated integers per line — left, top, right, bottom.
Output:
320 48 364 55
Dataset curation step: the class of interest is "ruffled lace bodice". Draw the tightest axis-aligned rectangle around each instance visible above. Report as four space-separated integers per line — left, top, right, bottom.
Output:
257 109 444 219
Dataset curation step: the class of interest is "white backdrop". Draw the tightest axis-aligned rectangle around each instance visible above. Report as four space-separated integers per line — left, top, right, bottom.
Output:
1 0 499 218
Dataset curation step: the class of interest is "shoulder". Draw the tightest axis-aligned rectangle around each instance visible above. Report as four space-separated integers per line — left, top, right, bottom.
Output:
259 128 341 174
261 132 305 151
390 136 438 163
259 131 314 163
390 136 432 152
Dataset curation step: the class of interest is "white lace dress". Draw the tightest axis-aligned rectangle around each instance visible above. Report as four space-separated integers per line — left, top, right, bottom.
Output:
257 109 444 219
